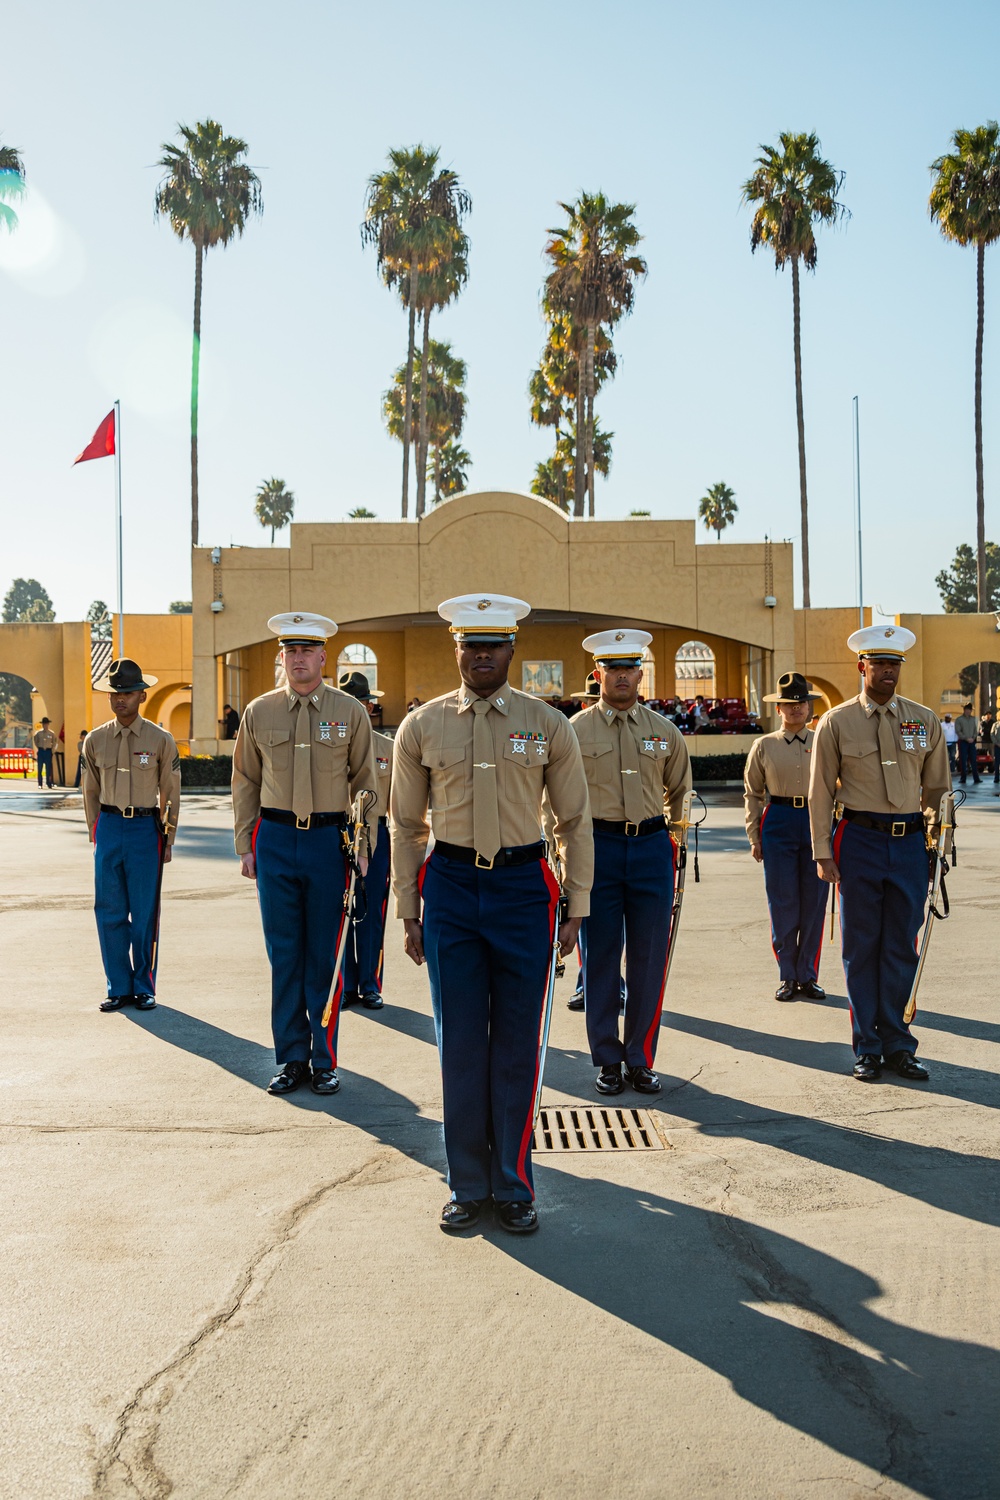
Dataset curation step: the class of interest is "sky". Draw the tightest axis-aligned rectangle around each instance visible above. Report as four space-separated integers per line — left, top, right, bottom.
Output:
2 0 999 624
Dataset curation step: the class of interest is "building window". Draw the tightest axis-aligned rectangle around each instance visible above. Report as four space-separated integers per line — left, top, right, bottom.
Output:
337 643 378 695
675 641 716 699
640 647 655 701
224 650 247 714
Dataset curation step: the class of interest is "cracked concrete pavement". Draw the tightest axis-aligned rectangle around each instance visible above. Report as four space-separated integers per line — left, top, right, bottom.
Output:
1 785 998 1499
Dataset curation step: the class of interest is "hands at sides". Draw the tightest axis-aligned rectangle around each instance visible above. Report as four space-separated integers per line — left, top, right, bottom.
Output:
163 846 173 864
240 852 256 880
557 915 582 959
403 917 425 966
359 853 369 878
816 858 840 883
750 843 763 863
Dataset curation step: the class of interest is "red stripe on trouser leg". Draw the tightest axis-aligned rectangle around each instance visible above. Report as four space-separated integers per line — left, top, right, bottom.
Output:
514 860 561 1194
251 815 262 859
642 838 677 1068
832 819 847 864
324 861 353 1068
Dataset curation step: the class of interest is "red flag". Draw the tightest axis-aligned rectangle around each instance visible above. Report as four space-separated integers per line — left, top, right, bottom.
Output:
73 410 115 464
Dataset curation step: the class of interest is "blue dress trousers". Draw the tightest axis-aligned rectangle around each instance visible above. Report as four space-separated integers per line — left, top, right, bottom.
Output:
94 811 164 999
759 803 828 985
343 818 391 999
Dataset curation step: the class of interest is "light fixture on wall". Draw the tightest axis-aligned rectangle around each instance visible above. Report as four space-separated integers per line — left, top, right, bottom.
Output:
210 546 222 564
764 595 777 608
210 600 225 614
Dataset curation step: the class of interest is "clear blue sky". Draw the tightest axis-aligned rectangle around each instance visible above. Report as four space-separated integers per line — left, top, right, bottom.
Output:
2 0 998 622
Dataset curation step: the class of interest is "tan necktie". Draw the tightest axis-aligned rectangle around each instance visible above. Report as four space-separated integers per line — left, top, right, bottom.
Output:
472 698 501 863
292 697 313 822
618 713 646 826
877 708 905 809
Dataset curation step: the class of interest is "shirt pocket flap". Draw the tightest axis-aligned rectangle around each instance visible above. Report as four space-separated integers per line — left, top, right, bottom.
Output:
840 736 879 759
579 742 613 760
429 744 467 769
266 729 291 747
101 743 123 768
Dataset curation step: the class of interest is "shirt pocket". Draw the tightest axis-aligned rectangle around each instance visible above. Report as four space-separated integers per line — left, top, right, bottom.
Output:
426 743 468 809
578 741 615 790
501 736 547 803
265 728 292 772
129 750 161 806
840 736 879 763
312 723 350 807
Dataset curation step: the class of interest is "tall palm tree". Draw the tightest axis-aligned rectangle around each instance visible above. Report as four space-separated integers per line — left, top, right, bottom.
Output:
410 229 469 516
362 147 471 520
254 477 295 543
155 121 262 549
0 137 26 233
529 314 616 503
544 194 646 517
930 122 1000 709
698 482 738 540
742 133 848 608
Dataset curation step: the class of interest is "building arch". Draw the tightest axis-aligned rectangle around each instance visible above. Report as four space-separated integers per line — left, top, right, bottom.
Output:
337 642 378 695
675 640 715 699
804 674 846 714
640 646 655 701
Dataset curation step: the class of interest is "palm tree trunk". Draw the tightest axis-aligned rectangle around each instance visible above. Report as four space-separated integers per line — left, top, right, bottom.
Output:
416 305 431 518
401 265 418 520
976 240 989 711
434 442 441 504
791 257 810 609
190 242 203 549
586 324 596 519
573 360 586 517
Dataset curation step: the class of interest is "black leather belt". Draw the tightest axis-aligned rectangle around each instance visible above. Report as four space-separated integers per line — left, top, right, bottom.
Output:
434 839 545 869
768 795 807 808
260 808 347 830
593 815 667 837
842 809 924 837
99 804 157 819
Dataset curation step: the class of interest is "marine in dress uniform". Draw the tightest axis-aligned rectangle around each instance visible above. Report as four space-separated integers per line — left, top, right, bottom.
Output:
34 718 57 788
744 672 828 1002
571 629 692 1097
232 614 379 1097
82 659 180 1011
339 671 393 1012
809 626 951 1082
391 593 592 1235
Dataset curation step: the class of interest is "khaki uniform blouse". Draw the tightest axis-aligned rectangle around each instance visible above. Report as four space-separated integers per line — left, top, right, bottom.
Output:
743 729 814 846
82 718 181 844
570 700 691 822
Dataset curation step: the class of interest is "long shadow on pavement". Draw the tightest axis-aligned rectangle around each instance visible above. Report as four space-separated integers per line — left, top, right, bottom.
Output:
797 990 1000 1047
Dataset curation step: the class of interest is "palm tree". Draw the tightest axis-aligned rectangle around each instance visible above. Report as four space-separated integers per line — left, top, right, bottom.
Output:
383 339 468 502
529 314 617 505
362 147 471 520
698 482 738 540
930 122 1000 709
742 133 848 607
431 440 471 503
531 423 612 511
254 477 295 543
410 229 469 516
544 194 646 517
155 121 262 549
0 137 26 233
348 507 377 519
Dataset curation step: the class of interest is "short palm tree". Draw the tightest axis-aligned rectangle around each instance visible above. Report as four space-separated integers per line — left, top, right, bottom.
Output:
930 122 1000 706
348 507 377 519
532 422 612 511
383 339 468 504
362 147 471 520
698 482 738 540
254 477 295 543
529 314 616 503
742 132 848 607
155 121 262 549
0 138 26 233
431 440 471 503
544 194 645 517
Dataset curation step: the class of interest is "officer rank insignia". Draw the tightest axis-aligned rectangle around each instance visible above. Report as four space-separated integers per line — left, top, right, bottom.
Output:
900 720 928 751
319 721 347 741
509 732 548 756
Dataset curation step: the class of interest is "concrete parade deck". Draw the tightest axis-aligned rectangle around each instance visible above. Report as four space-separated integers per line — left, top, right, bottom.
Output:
1 784 998 1500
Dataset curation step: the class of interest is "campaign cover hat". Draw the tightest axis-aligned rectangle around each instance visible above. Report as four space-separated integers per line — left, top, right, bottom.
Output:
338 670 384 700
93 658 158 693
763 671 822 704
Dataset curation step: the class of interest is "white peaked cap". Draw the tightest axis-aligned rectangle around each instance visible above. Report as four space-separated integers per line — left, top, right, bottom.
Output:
267 612 338 644
438 593 531 637
847 624 916 659
582 628 653 661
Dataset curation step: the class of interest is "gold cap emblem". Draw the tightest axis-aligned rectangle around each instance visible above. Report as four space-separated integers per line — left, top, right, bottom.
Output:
293 614 303 623
615 631 625 641
477 599 491 611
885 628 894 637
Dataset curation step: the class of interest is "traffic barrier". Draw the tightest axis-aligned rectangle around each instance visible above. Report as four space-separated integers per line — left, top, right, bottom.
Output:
0 749 35 778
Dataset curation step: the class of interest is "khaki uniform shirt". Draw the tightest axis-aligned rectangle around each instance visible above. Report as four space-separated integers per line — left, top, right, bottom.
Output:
954 713 978 744
390 684 593 920
991 720 1000 748
33 729 57 751
231 685 379 855
570 700 692 823
82 718 181 844
744 729 814 846
373 730 393 817
809 692 951 859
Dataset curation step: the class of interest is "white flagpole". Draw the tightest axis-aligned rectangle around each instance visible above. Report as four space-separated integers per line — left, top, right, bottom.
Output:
114 399 123 656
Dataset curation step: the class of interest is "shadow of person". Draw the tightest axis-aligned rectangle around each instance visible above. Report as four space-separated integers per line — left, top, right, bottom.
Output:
498 1168 998 1499
667 1011 1000 1115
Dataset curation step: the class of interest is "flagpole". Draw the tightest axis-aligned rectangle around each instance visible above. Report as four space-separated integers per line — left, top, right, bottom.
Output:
114 399 123 656
852 395 863 630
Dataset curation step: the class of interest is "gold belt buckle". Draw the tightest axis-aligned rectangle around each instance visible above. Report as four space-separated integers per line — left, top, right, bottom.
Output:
625 821 640 837
793 796 805 809
296 814 312 830
123 806 135 819
891 820 906 837
475 850 495 869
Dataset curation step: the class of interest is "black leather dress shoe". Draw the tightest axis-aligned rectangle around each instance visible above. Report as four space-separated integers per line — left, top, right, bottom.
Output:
625 1065 661 1094
361 991 384 1010
595 1064 625 1095
853 1053 882 1082
310 1068 341 1094
885 1050 929 1080
99 995 130 1012
341 991 361 1008
797 980 825 1000
567 988 585 1011
267 1061 308 1095
440 1198 488 1232
133 995 156 1011
775 980 797 1001
496 1200 539 1234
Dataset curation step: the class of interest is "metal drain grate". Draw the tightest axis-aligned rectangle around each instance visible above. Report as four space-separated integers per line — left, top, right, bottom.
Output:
533 1106 665 1153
